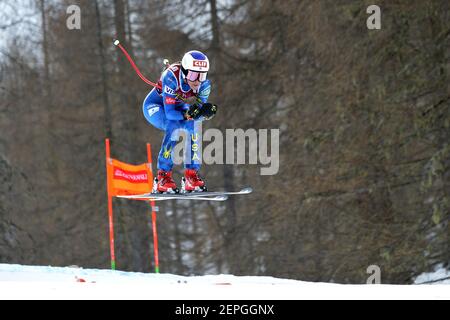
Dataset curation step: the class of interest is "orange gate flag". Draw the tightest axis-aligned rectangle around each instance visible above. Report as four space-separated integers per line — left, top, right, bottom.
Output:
107 158 153 196
105 139 159 273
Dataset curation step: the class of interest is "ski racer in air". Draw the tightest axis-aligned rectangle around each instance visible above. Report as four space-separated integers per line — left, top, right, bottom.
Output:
142 50 217 194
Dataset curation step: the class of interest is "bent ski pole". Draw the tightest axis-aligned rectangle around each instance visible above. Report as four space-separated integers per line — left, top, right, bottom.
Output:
113 40 161 89
114 40 198 105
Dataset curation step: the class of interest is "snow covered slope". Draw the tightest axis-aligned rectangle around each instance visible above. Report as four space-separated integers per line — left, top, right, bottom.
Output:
0 264 448 300
414 264 450 285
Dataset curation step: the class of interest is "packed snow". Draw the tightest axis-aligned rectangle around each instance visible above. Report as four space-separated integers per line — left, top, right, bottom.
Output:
0 264 448 300
414 264 450 284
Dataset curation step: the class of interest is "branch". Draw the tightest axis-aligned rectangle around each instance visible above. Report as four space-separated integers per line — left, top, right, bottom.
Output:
0 18 24 30
416 275 450 284
422 95 450 117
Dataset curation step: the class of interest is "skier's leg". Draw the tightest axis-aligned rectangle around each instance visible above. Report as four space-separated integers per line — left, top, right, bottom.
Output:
157 120 181 171
143 101 175 170
143 100 181 192
183 120 202 171
152 120 183 193
142 103 167 131
181 120 206 192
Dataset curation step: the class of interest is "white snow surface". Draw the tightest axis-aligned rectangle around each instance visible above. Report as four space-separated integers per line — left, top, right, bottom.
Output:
414 264 450 284
0 264 449 300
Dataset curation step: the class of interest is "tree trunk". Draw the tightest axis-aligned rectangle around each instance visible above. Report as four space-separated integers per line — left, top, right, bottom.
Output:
173 208 184 274
40 0 51 102
94 0 112 139
208 0 239 274
39 0 61 186
113 0 139 159
125 0 134 57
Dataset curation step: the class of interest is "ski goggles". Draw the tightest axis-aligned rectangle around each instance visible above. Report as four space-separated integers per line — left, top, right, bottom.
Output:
186 70 207 82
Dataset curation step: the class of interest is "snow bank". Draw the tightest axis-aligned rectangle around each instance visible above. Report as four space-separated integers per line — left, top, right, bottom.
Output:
0 264 448 300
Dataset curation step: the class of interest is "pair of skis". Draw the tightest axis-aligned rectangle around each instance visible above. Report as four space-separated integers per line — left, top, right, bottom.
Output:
117 187 252 202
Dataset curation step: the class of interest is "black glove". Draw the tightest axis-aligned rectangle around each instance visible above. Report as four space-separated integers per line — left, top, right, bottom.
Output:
200 103 218 120
184 103 218 120
184 103 202 120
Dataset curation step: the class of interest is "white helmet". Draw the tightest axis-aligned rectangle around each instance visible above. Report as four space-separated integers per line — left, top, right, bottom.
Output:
181 50 209 82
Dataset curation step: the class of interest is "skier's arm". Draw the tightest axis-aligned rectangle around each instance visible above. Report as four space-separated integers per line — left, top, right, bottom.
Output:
197 80 217 120
162 73 185 121
183 80 217 121
197 80 211 104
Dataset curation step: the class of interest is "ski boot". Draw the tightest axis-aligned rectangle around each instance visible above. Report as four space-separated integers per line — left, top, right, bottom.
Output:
153 170 179 194
181 169 207 193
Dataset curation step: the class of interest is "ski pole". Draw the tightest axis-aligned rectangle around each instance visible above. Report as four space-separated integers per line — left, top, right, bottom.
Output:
113 40 161 89
113 40 199 105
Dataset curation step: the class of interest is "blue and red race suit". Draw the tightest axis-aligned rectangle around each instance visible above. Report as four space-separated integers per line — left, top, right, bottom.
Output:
142 63 211 171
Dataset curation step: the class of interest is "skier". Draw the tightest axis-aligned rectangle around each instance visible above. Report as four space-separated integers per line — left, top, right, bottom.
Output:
142 50 217 193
